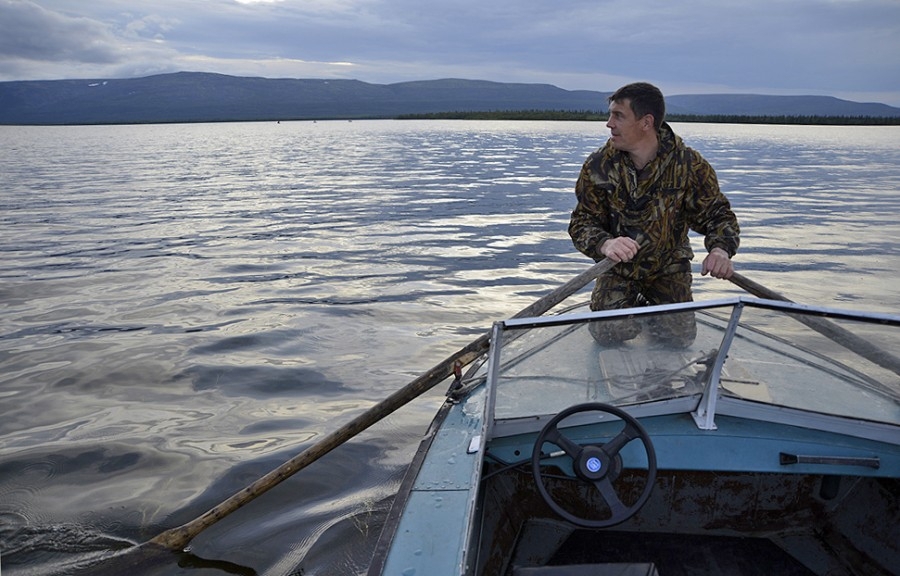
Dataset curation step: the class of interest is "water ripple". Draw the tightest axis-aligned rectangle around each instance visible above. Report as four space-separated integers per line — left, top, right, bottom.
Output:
1 120 898 575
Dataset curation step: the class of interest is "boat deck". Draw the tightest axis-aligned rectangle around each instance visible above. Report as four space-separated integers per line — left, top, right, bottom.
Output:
546 530 816 576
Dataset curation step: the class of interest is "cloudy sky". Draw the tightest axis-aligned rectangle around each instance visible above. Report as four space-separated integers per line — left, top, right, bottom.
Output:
2 0 899 106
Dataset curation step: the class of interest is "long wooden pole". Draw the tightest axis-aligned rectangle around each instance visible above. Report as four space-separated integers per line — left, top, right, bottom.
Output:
729 271 900 377
145 257 616 551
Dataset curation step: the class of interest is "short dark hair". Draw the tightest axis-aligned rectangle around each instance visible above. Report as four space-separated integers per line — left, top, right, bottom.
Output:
608 82 665 131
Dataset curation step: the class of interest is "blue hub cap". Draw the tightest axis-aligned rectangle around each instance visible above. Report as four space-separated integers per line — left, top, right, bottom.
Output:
586 456 602 473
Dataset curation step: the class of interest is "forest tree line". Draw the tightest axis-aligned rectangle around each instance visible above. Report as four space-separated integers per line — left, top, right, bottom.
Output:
397 110 900 125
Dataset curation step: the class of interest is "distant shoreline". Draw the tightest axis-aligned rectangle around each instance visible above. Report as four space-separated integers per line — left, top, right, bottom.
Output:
5 113 898 127
4 112 900 127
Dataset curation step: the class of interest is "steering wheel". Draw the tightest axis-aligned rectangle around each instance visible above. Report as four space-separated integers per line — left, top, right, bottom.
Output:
531 402 657 528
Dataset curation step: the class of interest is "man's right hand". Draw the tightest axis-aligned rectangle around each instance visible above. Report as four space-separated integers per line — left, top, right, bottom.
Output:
599 236 641 263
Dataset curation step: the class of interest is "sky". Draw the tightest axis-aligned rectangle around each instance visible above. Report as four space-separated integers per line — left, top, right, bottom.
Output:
1 0 899 107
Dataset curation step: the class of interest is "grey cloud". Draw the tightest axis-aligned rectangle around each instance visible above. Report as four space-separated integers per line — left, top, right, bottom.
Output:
0 0 121 63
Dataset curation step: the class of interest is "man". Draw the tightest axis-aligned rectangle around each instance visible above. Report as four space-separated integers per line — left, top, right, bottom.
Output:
568 82 740 347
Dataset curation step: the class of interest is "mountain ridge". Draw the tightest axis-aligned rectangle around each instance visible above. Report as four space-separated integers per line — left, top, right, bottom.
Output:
1 72 898 125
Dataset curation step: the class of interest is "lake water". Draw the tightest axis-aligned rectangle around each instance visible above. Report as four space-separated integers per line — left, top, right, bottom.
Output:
1 120 899 575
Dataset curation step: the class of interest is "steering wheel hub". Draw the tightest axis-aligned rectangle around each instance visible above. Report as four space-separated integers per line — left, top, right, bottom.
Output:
575 445 619 482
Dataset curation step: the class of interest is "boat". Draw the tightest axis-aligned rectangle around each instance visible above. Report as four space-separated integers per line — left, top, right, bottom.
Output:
366 293 900 576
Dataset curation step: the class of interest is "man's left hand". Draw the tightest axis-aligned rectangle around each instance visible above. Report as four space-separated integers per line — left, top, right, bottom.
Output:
701 248 734 279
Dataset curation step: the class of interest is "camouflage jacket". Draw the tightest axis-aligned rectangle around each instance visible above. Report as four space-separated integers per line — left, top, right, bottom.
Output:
568 122 740 279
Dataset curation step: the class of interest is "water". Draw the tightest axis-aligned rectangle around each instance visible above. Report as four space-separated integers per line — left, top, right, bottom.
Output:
1 120 898 575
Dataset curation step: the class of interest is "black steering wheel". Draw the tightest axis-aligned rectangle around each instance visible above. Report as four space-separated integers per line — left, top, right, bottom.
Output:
531 402 657 528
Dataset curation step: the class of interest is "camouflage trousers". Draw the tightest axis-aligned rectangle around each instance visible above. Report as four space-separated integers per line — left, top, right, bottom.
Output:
588 267 697 348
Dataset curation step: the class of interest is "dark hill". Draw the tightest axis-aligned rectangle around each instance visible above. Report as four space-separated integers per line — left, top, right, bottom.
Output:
0 72 897 125
666 93 898 118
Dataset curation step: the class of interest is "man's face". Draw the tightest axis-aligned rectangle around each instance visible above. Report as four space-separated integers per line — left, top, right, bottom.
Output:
606 99 650 152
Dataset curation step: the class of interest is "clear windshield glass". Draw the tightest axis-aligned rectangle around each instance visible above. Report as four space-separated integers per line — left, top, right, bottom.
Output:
489 300 900 427
715 305 900 423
